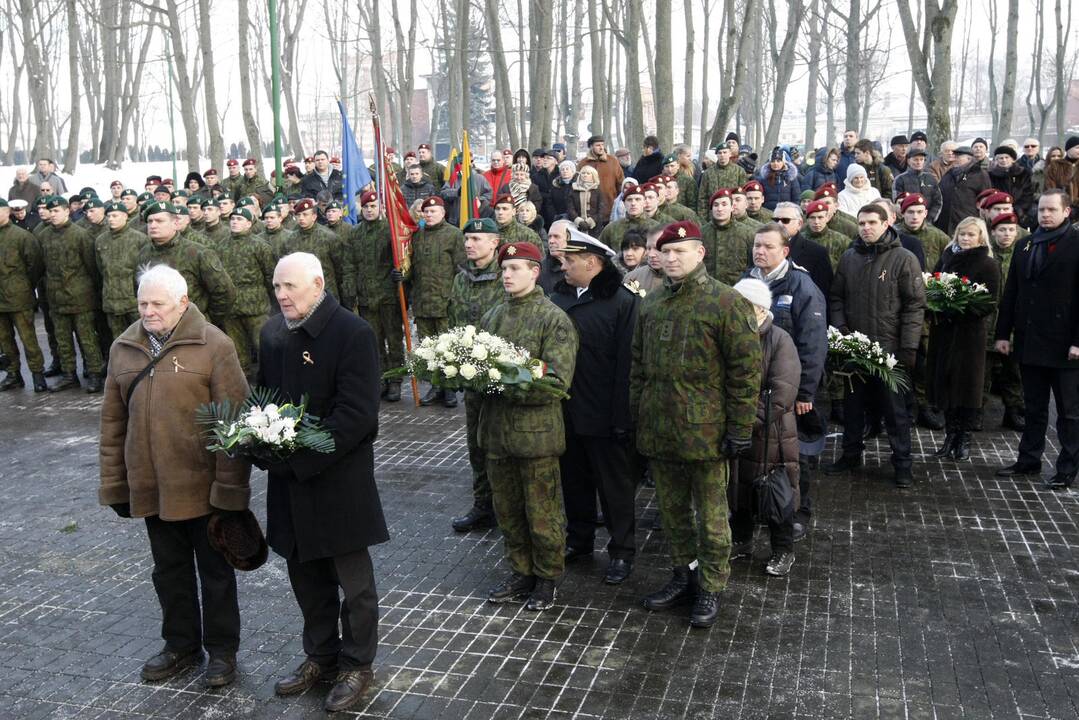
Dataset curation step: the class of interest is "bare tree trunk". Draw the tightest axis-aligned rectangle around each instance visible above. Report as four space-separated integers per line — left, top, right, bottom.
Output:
568 0 584 146
19 0 53 160
198 0 224 169
697 0 714 156
486 0 519 148
953 3 971 134
391 0 418 147
681 0 694 146
455 0 471 144
111 26 154 168
707 0 757 147
842 0 861 132
761 0 802 153
161 0 201 171
61 0 80 172
588 0 605 140
605 0 644 151
238 0 263 173
279 0 308 156
1053 0 1072 142
895 0 959 148
654 0 674 148
997 0 1019 139
528 0 554 147
802 0 821 150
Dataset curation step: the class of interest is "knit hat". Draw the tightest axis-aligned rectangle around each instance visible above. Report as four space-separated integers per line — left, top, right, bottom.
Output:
733 278 773 310
1065 136 1079 153
993 145 1018 160
846 164 868 181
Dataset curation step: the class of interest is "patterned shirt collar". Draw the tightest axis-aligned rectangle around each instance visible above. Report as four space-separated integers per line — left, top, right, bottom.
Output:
285 291 328 330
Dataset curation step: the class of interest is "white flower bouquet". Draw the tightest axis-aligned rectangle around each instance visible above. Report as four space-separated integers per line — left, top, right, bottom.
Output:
922 271 994 316
384 325 569 399
827 326 910 393
195 387 335 464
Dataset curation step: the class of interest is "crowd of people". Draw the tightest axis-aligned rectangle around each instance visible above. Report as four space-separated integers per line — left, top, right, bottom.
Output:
2 125 1078 710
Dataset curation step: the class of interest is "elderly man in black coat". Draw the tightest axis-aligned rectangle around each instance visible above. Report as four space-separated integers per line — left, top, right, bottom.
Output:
257 251 388 713
550 229 640 585
995 190 1079 490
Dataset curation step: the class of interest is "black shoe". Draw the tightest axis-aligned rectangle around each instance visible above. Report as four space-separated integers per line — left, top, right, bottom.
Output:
203 654 236 688
729 539 754 561
917 407 946 430
419 386 441 406
933 432 958 458
43 360 62 378
85 373 104 394
825 455 862 475
451 504 496 532
140 646 202 682
49 372 80 392
996 462 1041 477
689 591 719 628
275 658 337 696
324 668 374 713
604 559 633 585
951 432 971 461
0 373 24 391
32 372 48 393
792 523 807 543
765 552 795 576
564 545 593 563
525 578 556 611
894 467 913 488
442 389 458 408
384 382 401 403
970 410 984 432
487 572 535 603
1044 473 1074 490
1002 407 1026 431
642 566 696 611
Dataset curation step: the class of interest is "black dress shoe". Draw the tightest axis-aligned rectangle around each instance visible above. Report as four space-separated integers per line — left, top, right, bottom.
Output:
419 386 441 406
275 658 337 696
85 373 104 394
204 654 236 688
487 572 535 603
824 454 862 475
996 462 1041 477
604 558 633 584
564 545 593 562
643 566 696 611
324 668 374 712
933 433 958 458
894 467 913 488
140 646 202 682
689 591 719 628
1044 473 1074 490
951 432 971 461
451 504 496 532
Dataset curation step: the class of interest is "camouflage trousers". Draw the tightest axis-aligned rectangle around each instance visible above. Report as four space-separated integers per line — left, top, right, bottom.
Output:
414 316 449 341
464 394 491 507
225 314 267 376
360 304 404 373
651 459 731 592
0 310 44 373
488 456 566 580
106 312 139 345
53 310 104 375
984 349 1024 411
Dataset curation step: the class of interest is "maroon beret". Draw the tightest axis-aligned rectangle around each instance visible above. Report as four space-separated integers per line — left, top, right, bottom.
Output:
418 143 431 151
420 196 444 209
242 158 256 167
293 198 317 213
899 194 926 212
814 184 838 200
983 191 1013 208
622 186 644 200
656 221 703 250
498 241 543 265
204 168 218 177
805 200 829 215
991 212 1019 229
493 194 516 207
742 180 764 194
226 159 239 167
360 191 378 206
709 189 733 205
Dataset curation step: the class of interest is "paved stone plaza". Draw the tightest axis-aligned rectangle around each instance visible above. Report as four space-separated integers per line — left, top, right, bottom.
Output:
0 377 1077 719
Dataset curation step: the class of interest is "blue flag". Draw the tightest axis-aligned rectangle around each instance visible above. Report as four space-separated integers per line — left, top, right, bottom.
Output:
339 101 372 225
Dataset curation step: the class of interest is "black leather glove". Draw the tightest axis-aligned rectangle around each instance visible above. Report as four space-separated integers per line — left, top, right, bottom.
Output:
110 502 131 518
390 268 404 283
721 434 752 458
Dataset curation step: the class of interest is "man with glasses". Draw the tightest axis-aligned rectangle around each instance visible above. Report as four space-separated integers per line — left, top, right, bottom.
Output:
1019 139 1042 173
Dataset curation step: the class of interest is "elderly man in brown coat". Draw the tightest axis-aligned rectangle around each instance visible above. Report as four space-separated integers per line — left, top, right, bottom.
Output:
99 264 251 689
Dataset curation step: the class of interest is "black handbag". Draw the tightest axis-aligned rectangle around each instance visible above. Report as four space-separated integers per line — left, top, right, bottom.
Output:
752 388 796 526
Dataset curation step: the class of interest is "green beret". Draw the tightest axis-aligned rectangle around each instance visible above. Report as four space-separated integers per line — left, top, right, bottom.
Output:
663 154 678 165
137 192 153 203
104 201 126 214
144 201 177 219
186 196 203 206
173 189 190 198
462 217 499 234
120 189 138 198
211 197 230 208
800 189 816 201
174 204 189 216
326 200 343 210
83 198 105 210
45 196 69 210
262 205 281 218
35 196 50 207
232 207 255 223
236 196 256 208
0 198 8 208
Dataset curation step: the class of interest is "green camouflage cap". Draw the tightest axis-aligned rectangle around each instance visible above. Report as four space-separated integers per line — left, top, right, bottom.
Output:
462 217 499 234
143 201 177 219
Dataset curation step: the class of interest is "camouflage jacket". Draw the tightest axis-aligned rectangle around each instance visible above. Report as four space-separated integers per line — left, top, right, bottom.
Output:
598 214 659 253
135 234 236 321
987 241 1017 348
230 174 273 205
0 221 43 312
478 286 578 458
200 221 231 255
497 220 543 253
899 221 950 272
746 207 773 223
325 221 351 246
95 225 148 315
279 222 354 305
828 211 859 240
734 213 764 230
630 262 762 461
264 226 293 258
674 172 697 211
178 226 210 248
700 218 755 286
419 159 446 187
449 256 504 327
221 231 275 316
805 226 851 271
410 220 465 318
697 163 748 216
77 218 107 239
661 202 697 224
351 217 398 308
40 221 100 313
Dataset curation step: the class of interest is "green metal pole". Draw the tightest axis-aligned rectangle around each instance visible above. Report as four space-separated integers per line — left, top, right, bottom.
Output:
268 0 283 183
166 52 177 182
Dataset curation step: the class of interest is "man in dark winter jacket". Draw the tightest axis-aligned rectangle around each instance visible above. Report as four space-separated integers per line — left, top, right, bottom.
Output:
892 149 943 222
883 135 910 177
835 130 859 189
988 146 1035 223
936 146 991 235
631 136 665 184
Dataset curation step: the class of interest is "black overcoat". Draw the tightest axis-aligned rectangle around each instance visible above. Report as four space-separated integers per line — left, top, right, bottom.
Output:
257 293 389 562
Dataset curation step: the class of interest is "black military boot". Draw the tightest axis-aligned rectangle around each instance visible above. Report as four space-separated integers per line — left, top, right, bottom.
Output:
384 382 401 402
1002 407 1026 431
451 503 496 532
951 432 971 461
525 578 556 611
0 372 24 391
43 359 62 377
487 572 535 603
140 646 202 682
32 372 48 393
85 373 104 394
442 389 458 408
49 372 81 392
203 654 237 688
420 385 441 406
642 566 697 611
689 591 720 628
933 432 958 458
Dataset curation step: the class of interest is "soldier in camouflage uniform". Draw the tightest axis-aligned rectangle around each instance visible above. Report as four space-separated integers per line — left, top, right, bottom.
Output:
663 155 697 212
323 201 353 269
803 200 851 270
481 241 578 612
731 187 764 230
599 186 659 252
630 220 762 628
350 192 404 400
77 198 107 237
230 159 273 206
235 196 265 235
408 196 466 407
220 159 243 196
813 185 859 239
492 195 543 251
262 204 293 259
696 146 749 217
744 181 775 223
220 208 275 377
700 189 755 285
641 182 675 224
39 196 105 393
120 190 144 233
0 199 47 392
659 175 700 223
135 201 237 327
187 196 206 233
984 213 1025 430
447 218 506 533
200 199 231 254
95 202 147 342
278 198 354 308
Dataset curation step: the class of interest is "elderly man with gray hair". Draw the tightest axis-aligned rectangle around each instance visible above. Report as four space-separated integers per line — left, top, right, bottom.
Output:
99 264 251 689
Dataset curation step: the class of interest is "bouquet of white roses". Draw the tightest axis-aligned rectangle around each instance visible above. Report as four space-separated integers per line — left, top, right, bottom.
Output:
922 271 994 315
827 326 910 393
195 387 335 464
383 325 569 399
